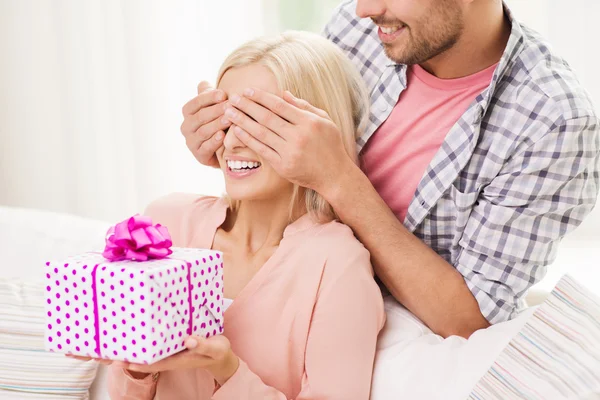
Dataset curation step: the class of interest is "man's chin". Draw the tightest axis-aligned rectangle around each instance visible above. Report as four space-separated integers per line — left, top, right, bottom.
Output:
382 45 409 65
382 44 430 66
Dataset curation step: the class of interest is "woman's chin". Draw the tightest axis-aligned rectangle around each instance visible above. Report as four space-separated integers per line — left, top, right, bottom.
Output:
226 189 283 204
225 183 293 204
225 191 263 203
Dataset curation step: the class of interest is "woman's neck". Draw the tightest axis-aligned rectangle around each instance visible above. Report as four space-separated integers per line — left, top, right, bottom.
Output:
221 195 302 254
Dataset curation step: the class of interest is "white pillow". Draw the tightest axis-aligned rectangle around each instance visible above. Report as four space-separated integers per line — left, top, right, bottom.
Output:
0 206 110 281
371 274 600 400
371 296 535 400
0 280 98 399
0 205 111 399
470 275 600 399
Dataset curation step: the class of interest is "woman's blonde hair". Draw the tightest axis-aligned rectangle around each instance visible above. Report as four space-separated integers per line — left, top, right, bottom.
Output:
217 31 370 222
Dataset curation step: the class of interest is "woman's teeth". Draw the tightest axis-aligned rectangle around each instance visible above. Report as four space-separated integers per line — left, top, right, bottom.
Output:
226 160 261 171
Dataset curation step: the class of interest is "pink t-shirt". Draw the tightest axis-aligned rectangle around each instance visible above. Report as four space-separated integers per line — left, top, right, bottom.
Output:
361 63 497 222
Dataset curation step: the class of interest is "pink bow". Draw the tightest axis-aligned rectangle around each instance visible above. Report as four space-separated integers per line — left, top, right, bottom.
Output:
102 215 173 261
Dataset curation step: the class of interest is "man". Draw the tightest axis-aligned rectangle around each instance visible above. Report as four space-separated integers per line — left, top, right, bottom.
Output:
179 0 599 338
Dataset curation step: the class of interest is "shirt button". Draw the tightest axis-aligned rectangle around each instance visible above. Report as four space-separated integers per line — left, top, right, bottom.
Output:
379 103 389 112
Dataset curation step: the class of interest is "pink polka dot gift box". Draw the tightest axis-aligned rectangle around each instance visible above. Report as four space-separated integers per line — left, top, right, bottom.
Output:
43 215 224 364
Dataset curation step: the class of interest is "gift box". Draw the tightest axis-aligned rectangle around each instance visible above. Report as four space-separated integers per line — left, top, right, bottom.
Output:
43 215 224 364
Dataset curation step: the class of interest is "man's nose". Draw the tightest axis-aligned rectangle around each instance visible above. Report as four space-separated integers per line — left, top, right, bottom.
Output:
356 0 387 19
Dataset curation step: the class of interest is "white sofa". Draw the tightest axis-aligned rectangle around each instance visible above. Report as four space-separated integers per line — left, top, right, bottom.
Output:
1 204 598 399
0 206 111 400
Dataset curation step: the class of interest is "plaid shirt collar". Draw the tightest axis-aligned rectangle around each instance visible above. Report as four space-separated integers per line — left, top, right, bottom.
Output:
327 4 528 231
353 3 523 142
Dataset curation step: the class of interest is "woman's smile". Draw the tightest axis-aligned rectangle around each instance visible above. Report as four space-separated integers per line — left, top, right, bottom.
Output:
224 156 263 179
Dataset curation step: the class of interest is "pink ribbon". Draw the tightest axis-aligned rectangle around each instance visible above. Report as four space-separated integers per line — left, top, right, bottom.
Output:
102 215 172 262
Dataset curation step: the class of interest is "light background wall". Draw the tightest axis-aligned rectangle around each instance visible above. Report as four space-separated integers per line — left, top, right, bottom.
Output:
1 0 598 252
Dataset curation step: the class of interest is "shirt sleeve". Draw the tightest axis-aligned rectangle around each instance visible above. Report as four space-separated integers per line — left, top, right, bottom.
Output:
107 364 157 400
212 246 385 400
456 114 600 324
322 0 356 39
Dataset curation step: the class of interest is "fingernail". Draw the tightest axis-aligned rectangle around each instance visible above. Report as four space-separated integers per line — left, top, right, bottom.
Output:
216 91 225 101
225 108 237 119
220 116 229 124
215 131 224 141
186 338 198 349
234 126 243 135
230 94 241 105
243 88 254 97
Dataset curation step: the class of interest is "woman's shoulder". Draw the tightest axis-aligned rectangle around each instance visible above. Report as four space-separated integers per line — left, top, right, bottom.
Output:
313 220 367 251
300 220 382 317
301 219 373 274
144 194 225 247
145 193 220 221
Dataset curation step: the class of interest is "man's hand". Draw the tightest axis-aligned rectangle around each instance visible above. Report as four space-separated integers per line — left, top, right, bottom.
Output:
181 81 232 168
223 88 356 195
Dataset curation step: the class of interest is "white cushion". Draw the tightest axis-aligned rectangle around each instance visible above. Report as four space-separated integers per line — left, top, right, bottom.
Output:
0 280 98 399
371 296 535 400
471 275 600 399
0 206 110 281
0 206 111 400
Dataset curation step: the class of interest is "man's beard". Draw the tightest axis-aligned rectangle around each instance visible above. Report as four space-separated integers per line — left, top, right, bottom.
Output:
378 3 464 65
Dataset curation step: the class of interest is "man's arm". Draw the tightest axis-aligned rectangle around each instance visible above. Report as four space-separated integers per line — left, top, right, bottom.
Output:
224 89 600 339
327 113 599 337
326 162 490 338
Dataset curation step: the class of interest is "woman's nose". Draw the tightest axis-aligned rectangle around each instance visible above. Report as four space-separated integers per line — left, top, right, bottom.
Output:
223 124 245 150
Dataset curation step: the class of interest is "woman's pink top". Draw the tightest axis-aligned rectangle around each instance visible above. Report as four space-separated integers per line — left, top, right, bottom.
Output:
107 194 385 400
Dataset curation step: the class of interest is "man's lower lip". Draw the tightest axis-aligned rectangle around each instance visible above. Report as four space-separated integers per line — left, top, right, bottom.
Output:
225 167 261 178
377 26 406 43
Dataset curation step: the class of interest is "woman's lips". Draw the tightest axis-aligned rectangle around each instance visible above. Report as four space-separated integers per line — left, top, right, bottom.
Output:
225 165 262 179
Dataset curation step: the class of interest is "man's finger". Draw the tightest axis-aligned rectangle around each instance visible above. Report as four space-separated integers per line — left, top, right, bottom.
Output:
184 118 227 153
224 108 287 151
195 131 225 167
229 93 292 136
197 81 212 94
194 110 231 141
181 102 229 136
241 88 305 125
182 90 227 117
283 91 329 119
233 125 281 166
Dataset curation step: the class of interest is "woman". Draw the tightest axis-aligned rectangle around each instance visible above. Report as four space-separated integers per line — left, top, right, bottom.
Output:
107 31 384 399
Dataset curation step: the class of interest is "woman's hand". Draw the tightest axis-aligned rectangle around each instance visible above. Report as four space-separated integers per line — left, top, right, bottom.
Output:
122 335 239 386
67 355 153 380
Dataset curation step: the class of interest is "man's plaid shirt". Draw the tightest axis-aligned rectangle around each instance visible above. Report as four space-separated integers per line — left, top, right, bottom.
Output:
324 1 600 323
